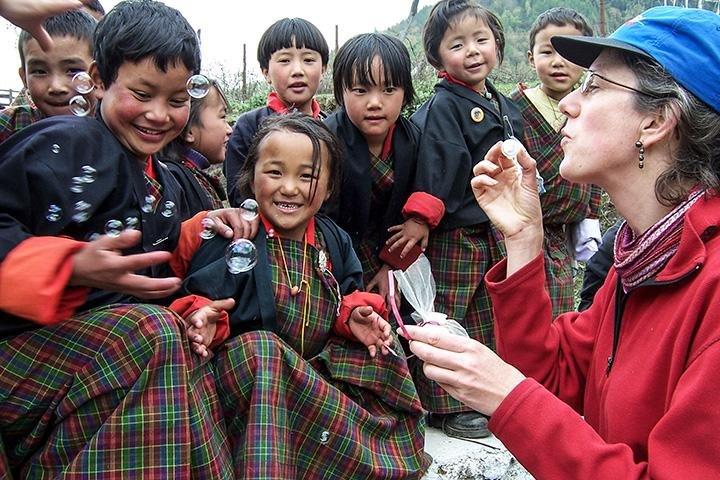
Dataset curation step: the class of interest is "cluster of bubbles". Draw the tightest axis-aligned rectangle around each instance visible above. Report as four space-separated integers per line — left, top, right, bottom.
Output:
70 71 94 117
197 199 261 273
70 165 97 194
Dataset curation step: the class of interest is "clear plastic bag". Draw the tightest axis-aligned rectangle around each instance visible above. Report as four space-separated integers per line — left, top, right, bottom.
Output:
389 254 469 337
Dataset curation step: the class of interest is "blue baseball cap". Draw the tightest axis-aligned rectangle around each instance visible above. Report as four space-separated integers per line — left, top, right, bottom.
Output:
551 6 720 113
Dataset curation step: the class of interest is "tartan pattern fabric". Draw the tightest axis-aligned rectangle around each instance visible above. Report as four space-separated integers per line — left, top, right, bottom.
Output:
144 172 164 212
0 104 43 144
0 303 233 479
413 224 505 413
544 224 575 316
214 233 429 478
182 158 226 210
369 151 395 196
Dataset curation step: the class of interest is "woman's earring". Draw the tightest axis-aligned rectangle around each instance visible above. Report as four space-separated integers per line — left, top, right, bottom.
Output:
635 140 645 169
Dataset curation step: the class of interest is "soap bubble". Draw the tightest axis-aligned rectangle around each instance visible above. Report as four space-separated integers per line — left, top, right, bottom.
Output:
160 200 176 218
125 216 140 230
51 144 60 154
186 74 210 98
199 217 216 240
46 204 62 222
225 239 257 273
70 177 85 193
141 195 156 213
72 211 90 223
80 165 97 183
69 95 91 116
104 219 123 237
72 71 94 94
240 198 259 221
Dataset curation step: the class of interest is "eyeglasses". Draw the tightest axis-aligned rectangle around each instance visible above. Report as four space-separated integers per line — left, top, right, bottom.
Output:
580 70 662 99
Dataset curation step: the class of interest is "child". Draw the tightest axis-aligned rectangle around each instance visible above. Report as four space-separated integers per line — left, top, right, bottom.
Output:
161 78 232 218
0 10 97 143
224 17 329 207
172 114 431 478
510 7 601 317
0 1 232 477
324 33 444 300
409 0 523 438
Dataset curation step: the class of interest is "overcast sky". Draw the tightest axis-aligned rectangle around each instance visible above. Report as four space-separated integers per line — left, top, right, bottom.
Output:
0 0 436 90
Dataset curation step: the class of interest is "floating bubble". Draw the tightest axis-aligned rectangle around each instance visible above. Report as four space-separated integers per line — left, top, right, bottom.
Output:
161 200 176 218
70 177 84 193
46 204 62 222
199 217 217 240
104 219 124 237
74 200 91 211
186 74 210 98
87 233 101 242
125 216 140 230
240 198 259 221
72 211 90 223
225 239 257 273
141 195 156 213
72 71 94 94
80 165 97 183
51 144 60 154
69 95 91 117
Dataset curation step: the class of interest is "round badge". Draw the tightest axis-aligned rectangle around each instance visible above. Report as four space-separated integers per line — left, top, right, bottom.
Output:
470 107 484 123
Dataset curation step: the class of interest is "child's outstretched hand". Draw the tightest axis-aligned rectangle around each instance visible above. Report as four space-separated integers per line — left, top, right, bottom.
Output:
348 305 393 358
385 218 429 259
184 298 235 357
206 207 259 240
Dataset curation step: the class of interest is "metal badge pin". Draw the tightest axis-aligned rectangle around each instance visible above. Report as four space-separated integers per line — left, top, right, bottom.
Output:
470 107 484 123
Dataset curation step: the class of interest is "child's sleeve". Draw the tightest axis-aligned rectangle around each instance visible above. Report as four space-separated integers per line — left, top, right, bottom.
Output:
335 290 387 340
402 192 445 229
170 211 208 278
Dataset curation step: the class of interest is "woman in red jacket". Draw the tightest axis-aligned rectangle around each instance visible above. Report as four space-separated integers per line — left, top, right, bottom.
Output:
402 6 720 479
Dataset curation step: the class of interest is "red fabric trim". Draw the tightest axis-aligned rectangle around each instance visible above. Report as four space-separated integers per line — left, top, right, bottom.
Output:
267 92 322 118
143 155 156 180
170 210 207 278
402 192 445 229
261 214 318 247
335 290 388 340
438 71 480 93
169 294 230 348
380 123 396 160
0 237 90 324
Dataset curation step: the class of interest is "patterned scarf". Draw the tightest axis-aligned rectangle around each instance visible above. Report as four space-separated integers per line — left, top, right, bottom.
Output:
614 189 704 292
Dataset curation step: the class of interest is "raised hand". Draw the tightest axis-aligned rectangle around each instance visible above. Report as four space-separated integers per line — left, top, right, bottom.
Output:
69 229 181 298
205 207 259 240
184 298 235 357
399 324 525 416
0 0 89 50
348 305 393 358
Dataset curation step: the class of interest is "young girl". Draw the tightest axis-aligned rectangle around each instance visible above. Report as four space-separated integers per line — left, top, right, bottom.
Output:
162 79 232 219
172 114 430 479
225 17 329 208
324 33 444 301
409 0 523 438
510 8 601 316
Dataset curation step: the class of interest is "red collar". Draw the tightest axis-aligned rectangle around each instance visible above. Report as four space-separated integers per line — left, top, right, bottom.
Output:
267 91 321 118
438 71 485 94
260 214 318 247
143 155 156 179
379 123 396 160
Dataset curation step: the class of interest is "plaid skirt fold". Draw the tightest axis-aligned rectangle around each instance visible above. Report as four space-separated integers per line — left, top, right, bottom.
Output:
0 303 233 480
215 330 430 480
413 224 505 414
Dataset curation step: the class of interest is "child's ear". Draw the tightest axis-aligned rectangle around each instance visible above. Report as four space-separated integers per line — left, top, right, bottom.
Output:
527 50 535 68
262 68 272 85
18 67 28 88
184 126 196 144
88 61 105 100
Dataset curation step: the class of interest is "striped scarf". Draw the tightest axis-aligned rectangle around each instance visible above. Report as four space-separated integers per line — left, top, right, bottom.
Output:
614 189 704 292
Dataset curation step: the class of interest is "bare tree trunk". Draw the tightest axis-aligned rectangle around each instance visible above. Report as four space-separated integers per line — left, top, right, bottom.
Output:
401 0 420 41
242 44 247 98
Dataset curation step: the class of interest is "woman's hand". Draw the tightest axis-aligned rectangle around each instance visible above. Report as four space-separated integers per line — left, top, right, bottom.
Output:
399 324 525 416
205 207 259 240
348 306 393 358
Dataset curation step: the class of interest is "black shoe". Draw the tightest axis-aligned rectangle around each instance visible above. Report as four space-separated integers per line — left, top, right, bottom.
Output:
438 412 491 439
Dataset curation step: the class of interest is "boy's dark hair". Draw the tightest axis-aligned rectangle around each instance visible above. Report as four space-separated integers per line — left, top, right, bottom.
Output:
84 0 106 17
237 113 343 204
93 0 200 88
528 7 593 51
422 0 505 70
18 10 96 66
257 18 329 71
162 80 228 161
332 33 415 108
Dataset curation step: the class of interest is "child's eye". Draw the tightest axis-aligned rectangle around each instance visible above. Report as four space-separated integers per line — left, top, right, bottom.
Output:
29 69 47 75
170 98 189 107
304 57 317 64
265 169 282 177
539 50 553 55
351 87 366 95
384 86 398 94
450 43 462 50
67 68 85 75
132 90 150 100
476 37 488 44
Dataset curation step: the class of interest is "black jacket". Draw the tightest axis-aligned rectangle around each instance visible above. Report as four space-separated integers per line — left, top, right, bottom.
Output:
411 79 523 230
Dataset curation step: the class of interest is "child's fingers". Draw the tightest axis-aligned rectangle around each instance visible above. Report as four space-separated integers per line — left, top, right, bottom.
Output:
387 224 403 234
367 344 377 358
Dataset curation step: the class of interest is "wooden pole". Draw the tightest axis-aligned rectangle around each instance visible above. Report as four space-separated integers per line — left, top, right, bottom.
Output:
242 43 247 97
335 25 339 53
599 0 607 36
